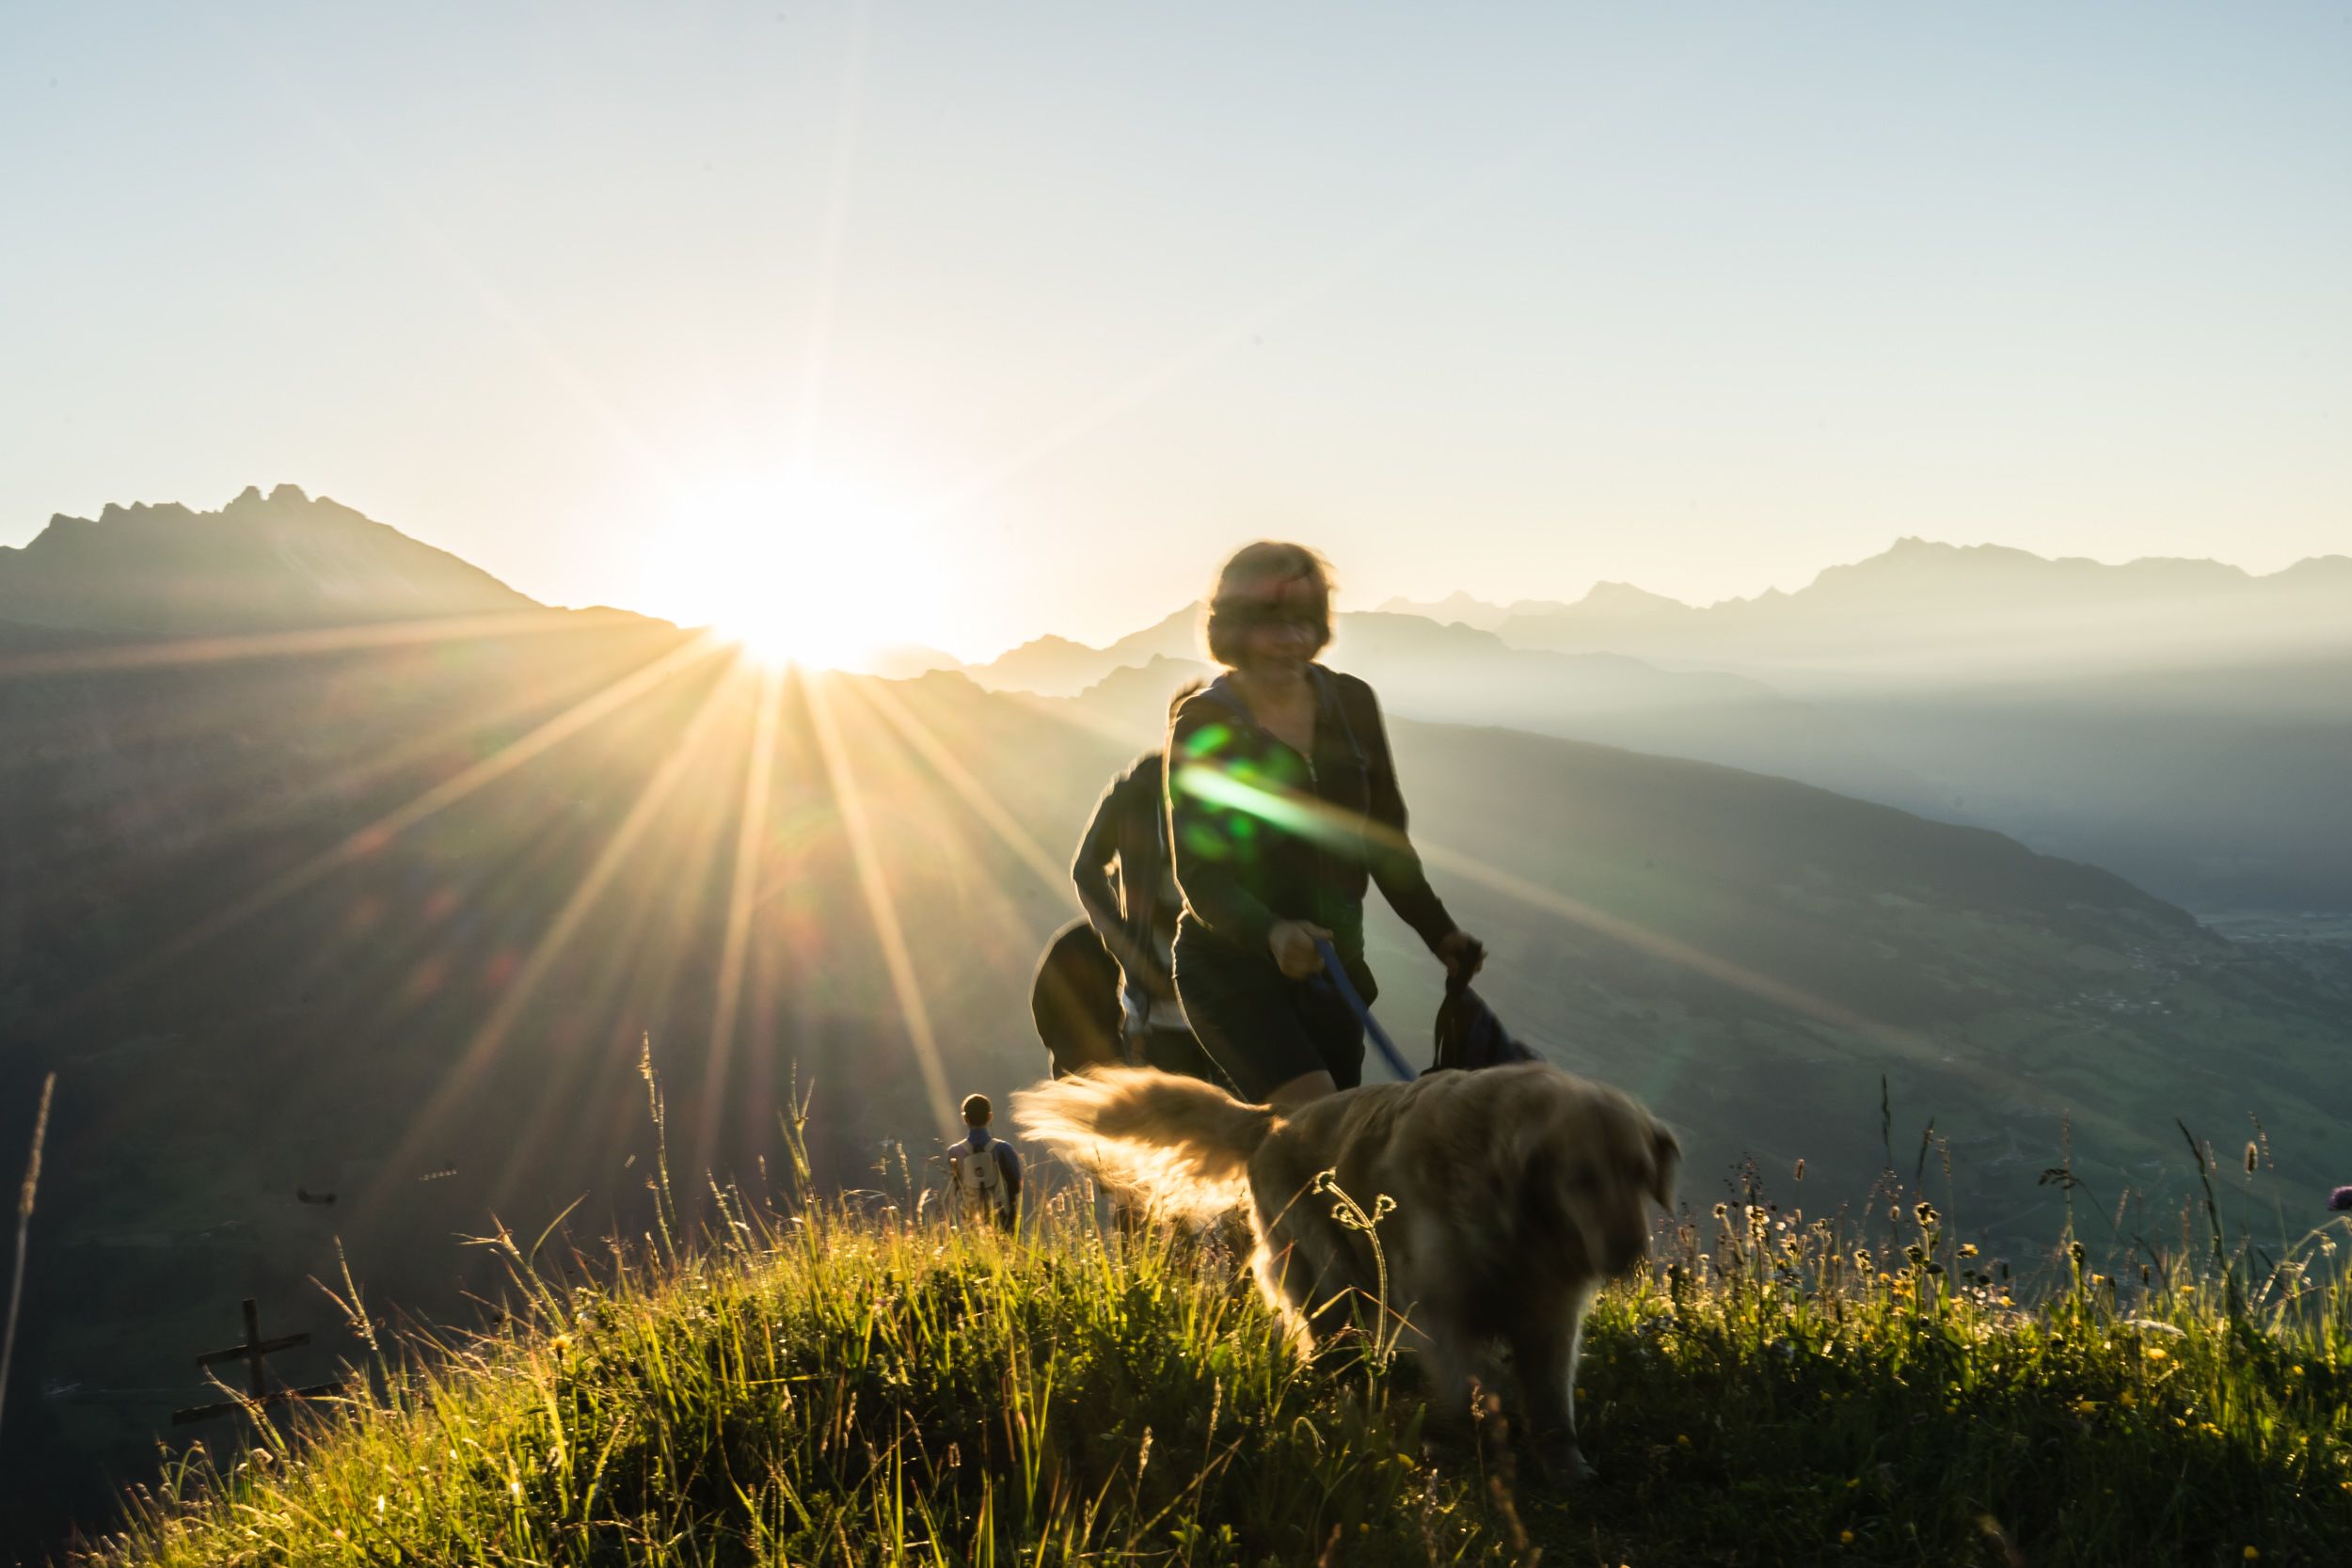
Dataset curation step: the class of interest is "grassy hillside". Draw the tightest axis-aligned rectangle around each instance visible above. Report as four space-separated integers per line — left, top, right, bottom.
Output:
68 1132 2352 1568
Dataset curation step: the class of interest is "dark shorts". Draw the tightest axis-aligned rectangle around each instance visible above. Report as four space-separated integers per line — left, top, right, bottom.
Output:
1173 927 1369 1102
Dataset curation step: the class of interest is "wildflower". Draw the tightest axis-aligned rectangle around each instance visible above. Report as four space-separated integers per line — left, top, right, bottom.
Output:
1839 1529 1855 1544
2290 1365 2303 1377
2074 1398 2097 1416
2121 1390 2137 1408
1846 1478 1860 1489
1676 1433 1692 1448
2145 1346 2168 1362
2244 1548 2260 1561
1959 1243 1979 1259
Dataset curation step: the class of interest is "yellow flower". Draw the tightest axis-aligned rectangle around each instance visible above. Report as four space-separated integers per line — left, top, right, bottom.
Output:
2290 1365 2303 1377
1839 1529 1855 1544
1845 1478 1860 1489
1676 1433 1692 1448
2244 1548 2260 1561
2121 1390 2137 1408
2145 1346 2167 1362
2074 1398 2098 1416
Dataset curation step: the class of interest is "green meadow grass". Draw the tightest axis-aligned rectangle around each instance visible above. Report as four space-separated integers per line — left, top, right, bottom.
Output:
71 1117 2352 1568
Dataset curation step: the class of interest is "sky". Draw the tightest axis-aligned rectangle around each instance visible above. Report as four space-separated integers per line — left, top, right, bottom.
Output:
4 2 2347 660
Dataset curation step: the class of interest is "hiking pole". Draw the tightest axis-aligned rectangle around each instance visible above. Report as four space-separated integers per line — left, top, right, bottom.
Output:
1311 937 1417 1082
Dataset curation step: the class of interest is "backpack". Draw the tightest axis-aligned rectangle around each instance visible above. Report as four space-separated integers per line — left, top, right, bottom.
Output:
954 1132 1013 1220
1430 973 1540 1073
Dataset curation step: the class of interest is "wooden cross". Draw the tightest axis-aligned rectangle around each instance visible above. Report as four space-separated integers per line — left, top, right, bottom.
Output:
169 1297 343 1425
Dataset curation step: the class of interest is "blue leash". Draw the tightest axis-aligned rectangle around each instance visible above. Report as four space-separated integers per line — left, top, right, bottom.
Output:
1311 936 1416 1082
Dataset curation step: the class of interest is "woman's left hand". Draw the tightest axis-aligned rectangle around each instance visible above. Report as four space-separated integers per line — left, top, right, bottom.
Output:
1437 929 1486 981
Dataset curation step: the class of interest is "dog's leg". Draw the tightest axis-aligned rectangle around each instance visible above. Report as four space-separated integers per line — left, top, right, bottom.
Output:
1513 1281 1599 1483
1396 1308 1480 1426
1248 1228 1318 1358
1252 1146 1377 1352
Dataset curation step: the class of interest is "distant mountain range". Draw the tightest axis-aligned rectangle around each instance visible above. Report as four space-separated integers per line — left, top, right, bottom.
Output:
1386 538 2352 686
10 494 2345 909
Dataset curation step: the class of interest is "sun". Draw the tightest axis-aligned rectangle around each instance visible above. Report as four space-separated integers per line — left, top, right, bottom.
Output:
645 468 954 672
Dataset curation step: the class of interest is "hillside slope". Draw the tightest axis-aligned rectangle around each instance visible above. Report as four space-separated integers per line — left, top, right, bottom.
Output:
71 1193 2352 1568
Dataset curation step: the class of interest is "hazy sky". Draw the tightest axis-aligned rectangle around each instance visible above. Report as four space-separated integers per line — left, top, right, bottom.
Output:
5 3 2347 658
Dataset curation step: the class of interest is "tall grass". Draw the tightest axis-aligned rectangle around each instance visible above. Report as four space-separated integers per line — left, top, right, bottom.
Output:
67 1100 2352 1568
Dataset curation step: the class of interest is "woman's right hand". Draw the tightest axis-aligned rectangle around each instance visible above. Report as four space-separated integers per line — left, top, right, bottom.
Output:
1268 919 1334 980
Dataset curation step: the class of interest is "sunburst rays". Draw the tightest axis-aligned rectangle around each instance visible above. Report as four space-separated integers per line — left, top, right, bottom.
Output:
803 670 958 1127
363 652 754 1212
39 628 734 1022
699 658 788 1158
0 609 636 683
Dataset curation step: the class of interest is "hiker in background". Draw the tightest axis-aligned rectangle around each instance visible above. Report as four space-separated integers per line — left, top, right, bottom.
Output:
946 1094 1023 1232
1166 542 1483 1113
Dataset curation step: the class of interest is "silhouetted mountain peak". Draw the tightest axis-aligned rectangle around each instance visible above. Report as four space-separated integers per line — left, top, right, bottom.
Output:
1 485 543 634
1811 537 2257 597
1574 580 1692 615
2278 554 2352 582
1372 589 1512 628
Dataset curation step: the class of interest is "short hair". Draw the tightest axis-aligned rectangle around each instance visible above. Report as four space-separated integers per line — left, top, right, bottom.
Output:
961 1093 992 1126
1200 541 1334 668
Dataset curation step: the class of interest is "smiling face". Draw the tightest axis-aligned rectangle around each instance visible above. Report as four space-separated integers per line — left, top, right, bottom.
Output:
1205 543 1332 673
1233 591 1323 676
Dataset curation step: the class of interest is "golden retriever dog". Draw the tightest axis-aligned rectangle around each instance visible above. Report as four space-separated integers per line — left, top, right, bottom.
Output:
1011 1061 1678 1479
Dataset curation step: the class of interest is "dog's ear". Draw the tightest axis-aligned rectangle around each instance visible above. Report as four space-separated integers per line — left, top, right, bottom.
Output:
1647 1119 1680 1212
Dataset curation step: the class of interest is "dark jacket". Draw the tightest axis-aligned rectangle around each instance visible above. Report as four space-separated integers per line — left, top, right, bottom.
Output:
1165 666 1455 968
1071 752 1176 1000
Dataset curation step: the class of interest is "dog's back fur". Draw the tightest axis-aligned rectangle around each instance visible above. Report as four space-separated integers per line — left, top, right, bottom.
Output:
1013 1062 1678 1478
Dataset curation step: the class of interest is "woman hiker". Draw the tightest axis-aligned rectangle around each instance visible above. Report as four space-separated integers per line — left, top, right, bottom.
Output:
1164 541 1483 1113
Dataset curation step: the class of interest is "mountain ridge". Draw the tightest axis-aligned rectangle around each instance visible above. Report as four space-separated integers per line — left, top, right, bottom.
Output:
1383 536 2352 627
0 483 545 634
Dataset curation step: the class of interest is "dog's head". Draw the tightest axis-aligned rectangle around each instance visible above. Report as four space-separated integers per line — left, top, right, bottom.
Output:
1519 1078 1680 1279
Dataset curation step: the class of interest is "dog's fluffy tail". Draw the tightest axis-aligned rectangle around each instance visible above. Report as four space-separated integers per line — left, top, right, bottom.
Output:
1011 1068 1278 1223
